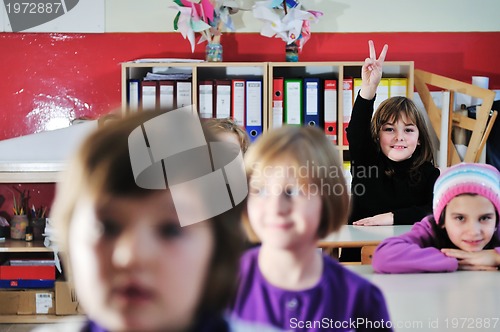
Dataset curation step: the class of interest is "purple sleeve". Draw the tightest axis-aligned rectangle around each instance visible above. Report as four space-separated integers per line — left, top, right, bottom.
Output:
372 217 459 273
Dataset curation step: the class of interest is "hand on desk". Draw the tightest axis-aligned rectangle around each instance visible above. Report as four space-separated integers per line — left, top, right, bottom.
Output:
441 248 500 271
352 212 394 226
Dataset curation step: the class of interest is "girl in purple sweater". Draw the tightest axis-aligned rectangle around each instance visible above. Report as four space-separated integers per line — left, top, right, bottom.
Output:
373 163 500 273
231 125 392 331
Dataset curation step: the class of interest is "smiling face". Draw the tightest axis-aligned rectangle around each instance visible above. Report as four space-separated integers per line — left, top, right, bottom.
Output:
69 190 214 332
378 114 420 161
247 161 323 251
443 194 497 252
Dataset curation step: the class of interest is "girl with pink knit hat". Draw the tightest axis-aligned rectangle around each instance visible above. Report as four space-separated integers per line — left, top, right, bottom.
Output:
372 163 500 273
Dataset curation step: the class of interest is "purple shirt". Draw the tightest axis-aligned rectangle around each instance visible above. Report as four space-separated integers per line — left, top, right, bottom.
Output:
231 248 392 331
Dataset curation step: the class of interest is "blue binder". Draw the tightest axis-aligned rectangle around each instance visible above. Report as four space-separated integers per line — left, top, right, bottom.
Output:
0 279 55 289
303 78 321 127
245 80 263 142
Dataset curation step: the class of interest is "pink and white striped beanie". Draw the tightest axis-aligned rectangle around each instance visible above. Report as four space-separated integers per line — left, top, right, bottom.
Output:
433 163 500 222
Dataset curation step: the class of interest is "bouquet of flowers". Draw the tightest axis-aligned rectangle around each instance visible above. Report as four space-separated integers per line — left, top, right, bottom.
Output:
171 0 248 52
252 0 322 50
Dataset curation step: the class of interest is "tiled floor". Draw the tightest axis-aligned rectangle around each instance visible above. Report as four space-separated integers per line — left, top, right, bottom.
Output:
0 324 41 332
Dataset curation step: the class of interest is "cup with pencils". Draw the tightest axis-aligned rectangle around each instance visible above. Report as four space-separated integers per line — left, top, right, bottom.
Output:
30 205 48 241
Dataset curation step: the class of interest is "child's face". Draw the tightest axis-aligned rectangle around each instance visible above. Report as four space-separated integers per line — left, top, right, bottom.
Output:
247 161 322 250
444 195 497 252
68 190 214 332
378 114 419 161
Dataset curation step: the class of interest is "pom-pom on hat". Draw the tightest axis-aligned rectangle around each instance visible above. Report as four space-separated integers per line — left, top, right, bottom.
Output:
433 163 500 222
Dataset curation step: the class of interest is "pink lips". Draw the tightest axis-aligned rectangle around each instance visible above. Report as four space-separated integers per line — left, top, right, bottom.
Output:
268 222 293 230
463 239 483 246
391 145 407 150
113 283 155 305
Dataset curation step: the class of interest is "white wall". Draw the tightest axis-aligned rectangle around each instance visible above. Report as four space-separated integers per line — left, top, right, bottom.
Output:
106 0 500 33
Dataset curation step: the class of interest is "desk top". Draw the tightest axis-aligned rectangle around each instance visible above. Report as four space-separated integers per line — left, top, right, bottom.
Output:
318 225 412 248
346 265 500 332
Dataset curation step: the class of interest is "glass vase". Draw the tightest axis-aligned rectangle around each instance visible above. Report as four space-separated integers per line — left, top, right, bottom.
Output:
285 41 299 62
10 214 29 240
206 42 223 62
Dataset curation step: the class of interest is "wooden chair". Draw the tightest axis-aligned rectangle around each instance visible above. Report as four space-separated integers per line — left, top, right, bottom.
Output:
360 245 377 265
414 69 498 166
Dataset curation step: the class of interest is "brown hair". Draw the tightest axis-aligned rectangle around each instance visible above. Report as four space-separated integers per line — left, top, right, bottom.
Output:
203 117 250 153
51 109 244 316
371 96 435 176
243 126 349 241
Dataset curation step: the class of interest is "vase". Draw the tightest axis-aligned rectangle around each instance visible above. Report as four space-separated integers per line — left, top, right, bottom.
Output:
10 215 29 240
206 42 223 62
31 217 47 241
285 41 299 62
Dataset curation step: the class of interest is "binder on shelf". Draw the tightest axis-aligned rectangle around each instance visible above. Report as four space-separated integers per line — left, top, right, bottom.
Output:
127 79 141 111
342 78 353 146
0 279 55 289
198 80 214 119
272 77 284 128
303 78 321 127
176 80 192 109
158 80 175 110
245 79 263 142
0 264 55 280
353 78 362 100
374 78 389 110
231 79 245 127
389 78 408 97
214 80 232 119
284 78 302 126
324 79 338 144
141 80 158 111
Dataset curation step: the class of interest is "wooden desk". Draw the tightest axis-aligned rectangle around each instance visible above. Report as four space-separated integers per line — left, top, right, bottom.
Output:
346 265 500 332
318 225 412 248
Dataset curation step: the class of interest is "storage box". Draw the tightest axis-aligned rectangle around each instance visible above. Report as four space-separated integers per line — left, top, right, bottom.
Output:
0 262 55 280
0 289 55 315
55 281 85 315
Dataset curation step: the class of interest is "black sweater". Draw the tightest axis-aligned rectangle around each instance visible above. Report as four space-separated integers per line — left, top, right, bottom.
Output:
346 95 440 225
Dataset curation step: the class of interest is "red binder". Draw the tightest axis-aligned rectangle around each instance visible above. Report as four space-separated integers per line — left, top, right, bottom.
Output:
342 78 353 146
272 77 284 128
324 79 338 144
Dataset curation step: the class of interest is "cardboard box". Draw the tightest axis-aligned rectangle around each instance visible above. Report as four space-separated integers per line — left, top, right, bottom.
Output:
55 281 85 315
0 289 54 315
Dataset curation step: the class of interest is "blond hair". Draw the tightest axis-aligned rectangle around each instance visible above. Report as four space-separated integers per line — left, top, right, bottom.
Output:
243 126 349 241
203 118 250 153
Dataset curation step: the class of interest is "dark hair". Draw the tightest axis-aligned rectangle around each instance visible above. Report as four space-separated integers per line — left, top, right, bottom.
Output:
430 203 500 250
371 96 435 177
51 108 245 317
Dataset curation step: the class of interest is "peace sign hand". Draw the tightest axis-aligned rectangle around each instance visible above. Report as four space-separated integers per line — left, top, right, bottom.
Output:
360 40 388 100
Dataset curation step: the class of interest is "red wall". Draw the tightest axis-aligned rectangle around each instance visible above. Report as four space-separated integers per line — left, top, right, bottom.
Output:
1 32 499 141
0 31 499 222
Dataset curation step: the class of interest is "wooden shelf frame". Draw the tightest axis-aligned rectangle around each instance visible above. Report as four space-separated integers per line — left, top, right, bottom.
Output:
414 69 497 165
